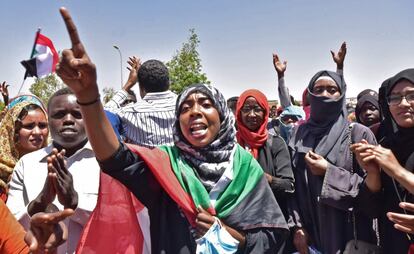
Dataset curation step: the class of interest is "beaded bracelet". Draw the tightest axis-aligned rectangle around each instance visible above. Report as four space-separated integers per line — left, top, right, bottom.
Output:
76 94 101 106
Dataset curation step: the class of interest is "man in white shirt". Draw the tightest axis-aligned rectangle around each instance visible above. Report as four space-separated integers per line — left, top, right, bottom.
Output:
105 57 177 147
7 87 100 254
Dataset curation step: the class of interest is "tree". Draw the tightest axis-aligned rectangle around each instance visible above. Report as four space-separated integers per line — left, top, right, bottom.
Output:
166 29 210 93
29 74 65 105
102 87 116 104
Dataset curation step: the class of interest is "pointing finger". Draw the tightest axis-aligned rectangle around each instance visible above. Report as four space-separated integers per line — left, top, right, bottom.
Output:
59 7 83 53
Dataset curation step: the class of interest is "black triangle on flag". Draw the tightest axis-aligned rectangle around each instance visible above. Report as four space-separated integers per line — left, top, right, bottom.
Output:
21 58 38 78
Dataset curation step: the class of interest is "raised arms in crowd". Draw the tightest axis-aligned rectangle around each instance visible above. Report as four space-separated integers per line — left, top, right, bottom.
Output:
331 41 346 73
0 81 9 106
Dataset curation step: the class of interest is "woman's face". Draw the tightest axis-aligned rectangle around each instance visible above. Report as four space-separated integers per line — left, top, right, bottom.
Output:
179 92 221 148
240 97 265 131
388 80 414 128
359 102 380 127
17 108 48 156
312 79 341 99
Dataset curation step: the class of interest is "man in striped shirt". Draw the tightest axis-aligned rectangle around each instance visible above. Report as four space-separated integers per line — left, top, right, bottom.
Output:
105 58 177 147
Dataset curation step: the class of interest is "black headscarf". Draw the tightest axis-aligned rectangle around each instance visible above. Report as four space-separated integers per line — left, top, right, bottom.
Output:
379 68 414 168
289 70 349 166
355 90 380 124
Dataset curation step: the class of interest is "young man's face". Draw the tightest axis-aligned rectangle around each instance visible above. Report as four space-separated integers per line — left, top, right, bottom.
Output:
48 94 87 149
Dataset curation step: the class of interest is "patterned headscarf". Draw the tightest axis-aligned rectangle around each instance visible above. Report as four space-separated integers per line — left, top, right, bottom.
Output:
173 84 236 191
0 95 47 195
235 89 269 159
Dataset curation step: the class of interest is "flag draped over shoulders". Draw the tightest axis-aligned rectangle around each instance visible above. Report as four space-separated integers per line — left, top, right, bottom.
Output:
78 143 288 253
159 144 264 218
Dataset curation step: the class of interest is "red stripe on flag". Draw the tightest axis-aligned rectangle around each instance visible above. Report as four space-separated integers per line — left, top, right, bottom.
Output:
127 145 197 226
36 33 59 71
76 172 144 254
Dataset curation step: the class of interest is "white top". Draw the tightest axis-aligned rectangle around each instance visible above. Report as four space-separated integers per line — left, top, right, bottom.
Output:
105 89 177 147
7 142 100 254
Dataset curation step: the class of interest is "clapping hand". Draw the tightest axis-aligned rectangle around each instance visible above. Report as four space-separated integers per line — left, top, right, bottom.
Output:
48 149 78 210
350 139 380 174
28 149 78 216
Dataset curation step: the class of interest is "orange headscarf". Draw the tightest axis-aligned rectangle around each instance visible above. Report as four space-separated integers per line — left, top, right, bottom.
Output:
236 89 269 158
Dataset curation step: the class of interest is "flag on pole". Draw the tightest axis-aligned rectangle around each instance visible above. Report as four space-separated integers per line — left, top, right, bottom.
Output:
21 32 59 78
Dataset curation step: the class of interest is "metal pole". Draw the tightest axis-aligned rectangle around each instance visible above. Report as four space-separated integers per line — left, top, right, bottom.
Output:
113 45 123 88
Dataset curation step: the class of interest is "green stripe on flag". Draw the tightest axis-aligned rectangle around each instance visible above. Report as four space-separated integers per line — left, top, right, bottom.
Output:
160 144 263 218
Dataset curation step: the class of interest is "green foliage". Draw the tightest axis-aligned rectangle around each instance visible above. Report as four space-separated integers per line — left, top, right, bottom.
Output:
29 74 65 105
166 29 210 94
0 101 4 112
103 87 116 104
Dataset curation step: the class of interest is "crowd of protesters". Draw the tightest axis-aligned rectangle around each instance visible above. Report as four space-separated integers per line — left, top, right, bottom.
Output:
1 7 414 254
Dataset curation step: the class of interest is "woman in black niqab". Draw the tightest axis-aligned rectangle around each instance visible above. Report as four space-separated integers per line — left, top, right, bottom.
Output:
288 70 381 254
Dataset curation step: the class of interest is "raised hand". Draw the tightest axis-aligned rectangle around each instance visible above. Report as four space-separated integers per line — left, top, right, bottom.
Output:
330 42 347 69
304 150 328 176
48 148 78 209
272 53 287 77
124 56 141 91
24 208 74 253
56 7 99 103
0 81 10 105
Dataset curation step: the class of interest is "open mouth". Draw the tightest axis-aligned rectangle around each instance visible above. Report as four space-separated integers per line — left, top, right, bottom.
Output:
190 123 208 137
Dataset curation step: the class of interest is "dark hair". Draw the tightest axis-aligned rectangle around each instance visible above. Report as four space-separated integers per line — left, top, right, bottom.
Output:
357 89 378 100
14 104 45 143
138 60 170 93
227 96 239 103
47 87 74 111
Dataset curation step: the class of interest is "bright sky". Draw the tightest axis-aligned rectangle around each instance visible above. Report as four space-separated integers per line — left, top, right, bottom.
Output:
1 0 414 101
